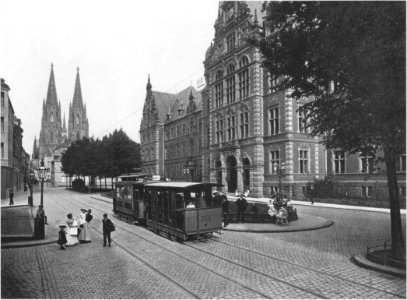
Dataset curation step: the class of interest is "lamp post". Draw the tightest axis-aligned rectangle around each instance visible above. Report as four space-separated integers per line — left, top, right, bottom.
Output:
38 160 49 207
273 162 286 192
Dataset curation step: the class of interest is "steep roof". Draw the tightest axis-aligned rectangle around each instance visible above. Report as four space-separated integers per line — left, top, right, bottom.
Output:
151 86 202 123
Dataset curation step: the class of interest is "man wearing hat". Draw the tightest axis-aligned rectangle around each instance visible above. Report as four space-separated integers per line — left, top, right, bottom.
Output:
102 213 114 247
235 193 248 223
57 225 67 250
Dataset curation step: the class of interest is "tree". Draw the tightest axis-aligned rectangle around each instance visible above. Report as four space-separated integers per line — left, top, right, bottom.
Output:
254 1 405 259
61 130 141 191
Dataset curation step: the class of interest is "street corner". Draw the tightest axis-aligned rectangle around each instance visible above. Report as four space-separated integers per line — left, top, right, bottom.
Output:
223 213 333 233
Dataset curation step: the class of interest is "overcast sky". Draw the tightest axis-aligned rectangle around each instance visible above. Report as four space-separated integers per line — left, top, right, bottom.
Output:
1 0 220 155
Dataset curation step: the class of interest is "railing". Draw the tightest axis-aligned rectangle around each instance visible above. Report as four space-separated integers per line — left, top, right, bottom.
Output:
366 242 406 269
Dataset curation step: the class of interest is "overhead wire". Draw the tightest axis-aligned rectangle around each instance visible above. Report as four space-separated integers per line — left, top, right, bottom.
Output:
94 66 205 138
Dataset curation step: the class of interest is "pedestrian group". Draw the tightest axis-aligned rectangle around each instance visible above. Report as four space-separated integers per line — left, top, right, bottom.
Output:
58 209 115 250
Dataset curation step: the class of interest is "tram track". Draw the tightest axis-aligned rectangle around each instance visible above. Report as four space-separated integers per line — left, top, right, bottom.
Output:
59 193 326 298
64 193 323 298
54 193 278 299
53 194 200 299
84 192 405 299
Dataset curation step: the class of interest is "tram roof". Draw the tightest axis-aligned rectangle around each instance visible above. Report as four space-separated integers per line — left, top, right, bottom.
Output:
144 182 219 189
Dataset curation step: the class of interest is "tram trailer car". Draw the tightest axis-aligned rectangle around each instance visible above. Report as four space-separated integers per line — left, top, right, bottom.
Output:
113 181 223 241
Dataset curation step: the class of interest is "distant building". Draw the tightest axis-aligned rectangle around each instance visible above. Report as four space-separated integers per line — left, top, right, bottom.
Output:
35 64 89 186
1 78 29 199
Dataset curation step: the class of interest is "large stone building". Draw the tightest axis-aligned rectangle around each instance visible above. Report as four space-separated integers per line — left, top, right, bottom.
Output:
35 64 89 186
140 1 405 204
1 78 29 199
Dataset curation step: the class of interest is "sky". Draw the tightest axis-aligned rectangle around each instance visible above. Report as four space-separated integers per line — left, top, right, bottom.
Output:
1 0 220 156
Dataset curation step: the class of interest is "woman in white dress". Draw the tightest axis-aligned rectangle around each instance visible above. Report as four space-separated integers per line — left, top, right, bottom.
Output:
78 209 87 243
66 213 79 246
83 209 93 243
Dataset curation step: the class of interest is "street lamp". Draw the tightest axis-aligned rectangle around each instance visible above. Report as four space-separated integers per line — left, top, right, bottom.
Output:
273 162 286 192
37 160 49 207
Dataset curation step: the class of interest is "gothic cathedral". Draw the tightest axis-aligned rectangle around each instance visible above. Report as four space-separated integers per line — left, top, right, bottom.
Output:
37 64 89 160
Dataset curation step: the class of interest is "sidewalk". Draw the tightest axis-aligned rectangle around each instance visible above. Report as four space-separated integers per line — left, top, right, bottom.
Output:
1 189 58 248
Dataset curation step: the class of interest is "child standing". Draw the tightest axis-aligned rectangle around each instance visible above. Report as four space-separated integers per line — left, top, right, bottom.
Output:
57 225 68 250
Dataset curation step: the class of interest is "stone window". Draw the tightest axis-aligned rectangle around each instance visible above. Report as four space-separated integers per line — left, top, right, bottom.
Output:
215 70 224 108
1 117 4 133
270 151 280 174
182 124 186 136
269 72 280 93
238 56 249 99
334 150 345 174
361 186 371 197
268 107 279 135
240 111 249 139
227 115 235 141
299 150 309 173
226 64 236 104
1 142 4 158
360 156 374 173
298 106 309 133
226 32 235 52
216 118 224 144
1 92 4 107
400 154 406 172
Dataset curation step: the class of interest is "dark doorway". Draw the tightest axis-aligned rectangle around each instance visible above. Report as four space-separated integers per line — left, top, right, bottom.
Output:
226 156 237 193
215 160 222 186
243 158 250 191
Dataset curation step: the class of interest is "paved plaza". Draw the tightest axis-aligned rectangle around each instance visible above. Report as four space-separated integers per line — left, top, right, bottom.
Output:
1 188 406 299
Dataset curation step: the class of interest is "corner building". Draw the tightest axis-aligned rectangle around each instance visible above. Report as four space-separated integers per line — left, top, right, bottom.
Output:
140 1 404 203
202 1 325 197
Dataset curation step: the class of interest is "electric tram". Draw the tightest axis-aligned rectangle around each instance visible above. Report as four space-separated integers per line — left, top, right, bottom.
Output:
113 180 223 240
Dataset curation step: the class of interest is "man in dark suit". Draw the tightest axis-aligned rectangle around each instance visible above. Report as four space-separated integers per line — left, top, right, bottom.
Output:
235 193 248 223
102 213 114 247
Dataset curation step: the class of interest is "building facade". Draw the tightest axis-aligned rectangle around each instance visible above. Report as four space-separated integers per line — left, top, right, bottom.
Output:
1 78 29 199
139 1 405 203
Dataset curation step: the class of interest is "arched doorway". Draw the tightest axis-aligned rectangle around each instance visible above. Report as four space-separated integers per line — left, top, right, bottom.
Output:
226 156 237 193
215 160 222 186
243 157 250 191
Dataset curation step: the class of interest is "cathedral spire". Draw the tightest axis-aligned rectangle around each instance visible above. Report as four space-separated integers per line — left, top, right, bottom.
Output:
46 63 58 106
72 66 83 107
146 74 152 90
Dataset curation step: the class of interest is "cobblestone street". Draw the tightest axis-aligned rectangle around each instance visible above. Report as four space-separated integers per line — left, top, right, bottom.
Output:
2 188 406 299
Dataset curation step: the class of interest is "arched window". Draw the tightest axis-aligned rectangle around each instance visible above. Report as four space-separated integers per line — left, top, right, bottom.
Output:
76 114 80 125
50 114 54 123
226 64 236 104
215 70 224 108
239 56 250 99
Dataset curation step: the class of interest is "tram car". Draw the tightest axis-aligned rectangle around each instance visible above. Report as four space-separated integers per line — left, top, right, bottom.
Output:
113 181 223 240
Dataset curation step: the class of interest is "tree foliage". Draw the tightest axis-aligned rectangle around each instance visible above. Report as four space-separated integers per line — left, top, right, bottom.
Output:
255 1 405 259
61 129 141 181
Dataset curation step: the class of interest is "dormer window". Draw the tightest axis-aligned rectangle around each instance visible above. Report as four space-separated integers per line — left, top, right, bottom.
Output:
178 103 184 116
226 32 235 52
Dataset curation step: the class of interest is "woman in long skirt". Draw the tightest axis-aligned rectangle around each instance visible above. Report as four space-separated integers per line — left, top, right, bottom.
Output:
66 213 79 246
78 209 87 243
83 209 93 243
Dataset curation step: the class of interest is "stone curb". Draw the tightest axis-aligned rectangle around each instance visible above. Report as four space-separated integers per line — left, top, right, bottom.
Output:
223 219 334 233
1 238 57 249
352 255 406 278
